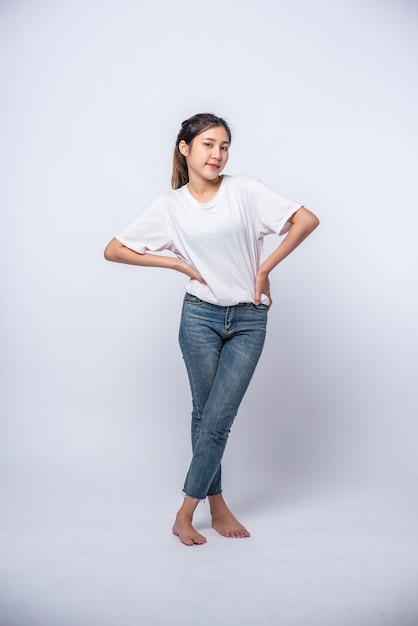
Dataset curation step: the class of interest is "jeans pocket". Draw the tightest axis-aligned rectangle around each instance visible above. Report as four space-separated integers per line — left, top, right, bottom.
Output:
184 293 205 306
250 303 268 312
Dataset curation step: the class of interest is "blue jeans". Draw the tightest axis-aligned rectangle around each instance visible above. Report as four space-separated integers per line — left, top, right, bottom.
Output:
178 293 268 500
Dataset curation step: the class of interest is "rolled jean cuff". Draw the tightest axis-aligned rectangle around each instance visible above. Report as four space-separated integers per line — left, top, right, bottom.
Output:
182 491 204 501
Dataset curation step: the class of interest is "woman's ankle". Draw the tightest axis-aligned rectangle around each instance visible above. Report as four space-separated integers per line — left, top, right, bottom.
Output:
177 495 200 519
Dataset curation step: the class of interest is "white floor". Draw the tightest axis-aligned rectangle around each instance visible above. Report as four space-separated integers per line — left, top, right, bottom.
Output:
1 478 417 626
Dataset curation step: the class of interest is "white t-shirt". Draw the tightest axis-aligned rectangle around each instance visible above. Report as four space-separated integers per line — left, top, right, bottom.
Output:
116 174 302 306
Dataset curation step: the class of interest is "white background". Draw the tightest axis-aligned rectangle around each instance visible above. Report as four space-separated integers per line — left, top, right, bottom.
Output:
1 1 417 624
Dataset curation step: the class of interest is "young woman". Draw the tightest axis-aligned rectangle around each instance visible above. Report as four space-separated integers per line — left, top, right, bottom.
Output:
104 113 319 546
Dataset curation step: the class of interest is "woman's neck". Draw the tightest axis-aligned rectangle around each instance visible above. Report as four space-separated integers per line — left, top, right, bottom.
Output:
187 176 223 203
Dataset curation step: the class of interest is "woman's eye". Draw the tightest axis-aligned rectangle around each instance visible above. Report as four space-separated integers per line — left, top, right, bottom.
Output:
204 143 212 147
221 146 229 151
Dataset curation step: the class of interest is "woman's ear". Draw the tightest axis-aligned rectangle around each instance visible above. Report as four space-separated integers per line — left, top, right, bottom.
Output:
179 140 189 157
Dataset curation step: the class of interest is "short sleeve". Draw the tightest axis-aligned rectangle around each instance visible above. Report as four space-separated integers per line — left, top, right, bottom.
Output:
115 195 173 254
249 177 302 237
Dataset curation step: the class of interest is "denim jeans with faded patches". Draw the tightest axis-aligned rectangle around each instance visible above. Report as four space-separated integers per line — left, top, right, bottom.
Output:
178 293 267 500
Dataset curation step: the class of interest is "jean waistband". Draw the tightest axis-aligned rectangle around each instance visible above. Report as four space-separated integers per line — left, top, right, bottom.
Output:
184 293 268 310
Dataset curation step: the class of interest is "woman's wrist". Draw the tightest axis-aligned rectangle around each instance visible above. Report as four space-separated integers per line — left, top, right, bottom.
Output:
257 265 270 279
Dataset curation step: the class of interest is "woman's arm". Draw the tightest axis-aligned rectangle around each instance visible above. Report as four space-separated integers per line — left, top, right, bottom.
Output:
254 207 319 306
104 238 206 283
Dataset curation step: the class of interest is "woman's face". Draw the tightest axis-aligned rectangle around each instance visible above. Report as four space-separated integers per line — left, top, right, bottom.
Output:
180 125 230 183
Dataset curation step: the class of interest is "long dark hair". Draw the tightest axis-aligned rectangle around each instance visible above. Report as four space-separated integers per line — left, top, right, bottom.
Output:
171 113 232 189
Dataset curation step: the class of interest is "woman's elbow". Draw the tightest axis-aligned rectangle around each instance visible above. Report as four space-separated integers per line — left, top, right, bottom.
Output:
104 238 121 262
308 212 320 231
298 207 320 232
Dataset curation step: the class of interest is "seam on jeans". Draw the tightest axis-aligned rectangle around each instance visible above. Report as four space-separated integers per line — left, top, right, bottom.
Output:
184 299 204 307
224 305 238 337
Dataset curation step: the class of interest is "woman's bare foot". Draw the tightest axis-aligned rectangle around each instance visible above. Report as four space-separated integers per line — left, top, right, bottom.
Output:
172 496 207 546
209 494 251 538
172 519 207 546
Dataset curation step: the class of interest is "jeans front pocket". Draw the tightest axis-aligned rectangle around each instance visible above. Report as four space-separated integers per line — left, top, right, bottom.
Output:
184 293 205 306
249 302 268 312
